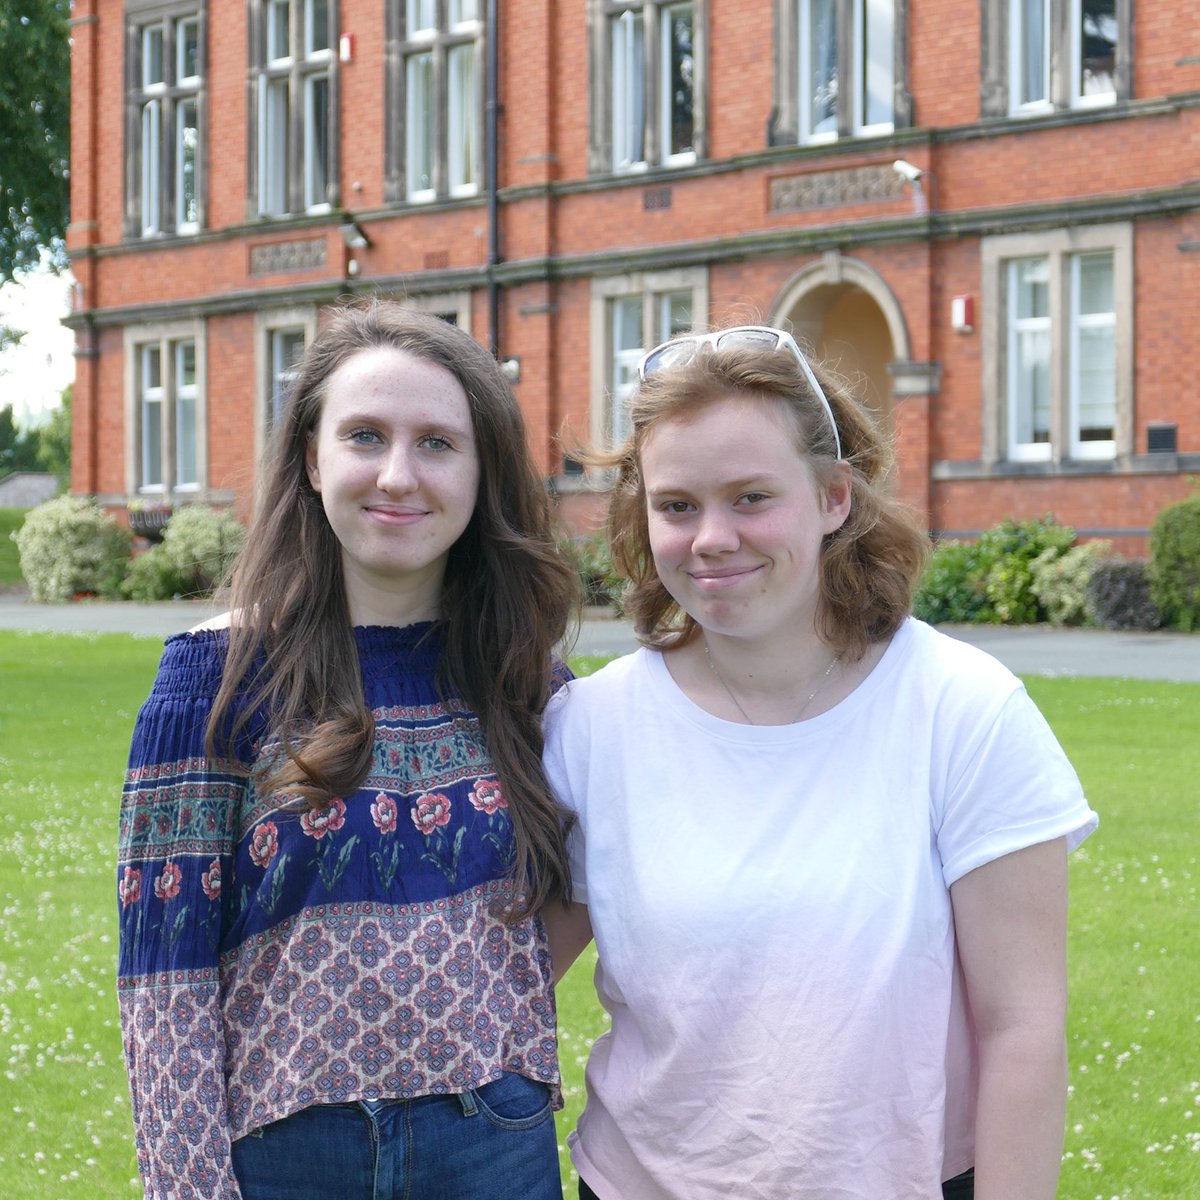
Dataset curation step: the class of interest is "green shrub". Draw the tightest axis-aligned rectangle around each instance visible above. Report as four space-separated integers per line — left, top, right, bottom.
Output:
1029 540 1111 626
914 516 1076 625
14 496 131 602
559 530 622 608
912 540 989 624
123 504 245 600
121 544 191 602
1147 493 1200 631
978 516 1076 624
1087 558 1162 631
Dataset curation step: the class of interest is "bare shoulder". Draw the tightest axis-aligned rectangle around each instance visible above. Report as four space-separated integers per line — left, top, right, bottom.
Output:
189 610 234 633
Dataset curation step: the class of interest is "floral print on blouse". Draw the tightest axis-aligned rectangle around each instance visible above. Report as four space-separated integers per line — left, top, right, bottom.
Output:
117 623 559 1200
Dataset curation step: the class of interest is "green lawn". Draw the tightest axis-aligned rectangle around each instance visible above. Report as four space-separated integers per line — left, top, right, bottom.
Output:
0 631 1196 1197
0 507 27 587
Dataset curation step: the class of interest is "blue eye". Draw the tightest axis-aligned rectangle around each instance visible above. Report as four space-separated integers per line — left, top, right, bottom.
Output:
347 427 381 445
420 435 453 452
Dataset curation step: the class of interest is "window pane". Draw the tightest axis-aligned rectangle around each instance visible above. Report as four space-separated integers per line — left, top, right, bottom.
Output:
405 52 434 197
804 0 838 137
142 24 164 87
1075 326 1114 440
448 45 478 193
271 328 306 423
611 295 644 443
861 0 894 129
449 0 479 25
1076 251 1114 314
1014 0 1049 106
1080 0 1117 97
307 0 330 54
141 346 163 488
611 9 645 169
141 100 162 234
662 4 694 158
261 77 290 214
1014 328 1051 444
177 17 200 81
657 290 692 341
407 0 436 35
268 0 291 60
304 73 330 208
177 100 199 230
1014 257 1049 319
175 341 198 487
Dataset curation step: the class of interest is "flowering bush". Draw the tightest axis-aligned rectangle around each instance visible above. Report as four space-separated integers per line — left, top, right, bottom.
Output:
1029 540 1112 626
15 495 131 602
123 504 245 600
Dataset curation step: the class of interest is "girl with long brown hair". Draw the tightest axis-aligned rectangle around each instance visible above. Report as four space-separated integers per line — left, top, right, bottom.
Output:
117 301 576 1199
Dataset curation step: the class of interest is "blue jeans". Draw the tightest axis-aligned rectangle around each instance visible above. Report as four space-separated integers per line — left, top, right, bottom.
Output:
233 1072 562 1200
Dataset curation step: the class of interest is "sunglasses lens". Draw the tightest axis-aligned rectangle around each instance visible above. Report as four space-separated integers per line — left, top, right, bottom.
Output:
641 341 696 377
714 329 781 353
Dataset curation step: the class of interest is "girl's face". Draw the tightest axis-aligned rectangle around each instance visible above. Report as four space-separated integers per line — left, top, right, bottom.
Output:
640 394 851 646
305 345 480 624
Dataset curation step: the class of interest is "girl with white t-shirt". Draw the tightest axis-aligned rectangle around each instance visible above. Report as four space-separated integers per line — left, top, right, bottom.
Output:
543 326 1096 1200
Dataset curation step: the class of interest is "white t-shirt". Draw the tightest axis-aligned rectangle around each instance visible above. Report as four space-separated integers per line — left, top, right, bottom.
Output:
543 618 1097 1200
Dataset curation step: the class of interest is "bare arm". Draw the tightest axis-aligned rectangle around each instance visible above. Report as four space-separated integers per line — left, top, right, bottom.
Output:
950 836 1069 1200
542 900 593 985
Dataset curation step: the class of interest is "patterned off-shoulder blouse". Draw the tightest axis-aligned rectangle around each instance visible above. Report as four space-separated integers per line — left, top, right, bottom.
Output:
117 623 560 1200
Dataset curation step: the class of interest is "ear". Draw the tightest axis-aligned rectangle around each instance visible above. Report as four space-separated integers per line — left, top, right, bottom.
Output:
304 430 321 494
819 460 853 535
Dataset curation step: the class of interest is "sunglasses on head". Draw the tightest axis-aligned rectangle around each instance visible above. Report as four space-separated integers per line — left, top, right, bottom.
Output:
636 325 843 461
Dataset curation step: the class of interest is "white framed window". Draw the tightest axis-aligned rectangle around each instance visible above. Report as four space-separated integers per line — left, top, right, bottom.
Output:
255 307 319 455
1072 0 1117 106
1006 257 1052 460
590 0 704 174
389 1 482 203
253 0 335 217
590 269 705 447
126 322 207 497
775 0 907 145
1009 0 1051 113
1069 250 1115 458
175 340 199 489
982 225 1131 467
126 9 203 237
140 345 164 490
984 0 1128 117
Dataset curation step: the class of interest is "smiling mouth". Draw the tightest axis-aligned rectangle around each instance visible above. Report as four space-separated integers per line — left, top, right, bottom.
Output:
689 566 761 589
365 506 429 524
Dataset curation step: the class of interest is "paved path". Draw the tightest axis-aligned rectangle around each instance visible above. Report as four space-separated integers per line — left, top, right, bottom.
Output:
2 595 1199 682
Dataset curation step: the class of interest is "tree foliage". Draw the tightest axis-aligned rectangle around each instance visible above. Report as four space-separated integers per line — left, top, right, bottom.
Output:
0 0 71 283
0 404 43 476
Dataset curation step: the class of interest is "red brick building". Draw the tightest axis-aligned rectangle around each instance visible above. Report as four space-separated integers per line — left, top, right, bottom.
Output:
67 0 1200 549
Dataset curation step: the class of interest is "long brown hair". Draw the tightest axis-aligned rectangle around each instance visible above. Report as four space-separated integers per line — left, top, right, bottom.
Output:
600 339 930 660
206 300 578 916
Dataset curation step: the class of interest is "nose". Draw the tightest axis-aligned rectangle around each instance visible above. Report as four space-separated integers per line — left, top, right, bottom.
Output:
376 444 418 494
691 507 739 555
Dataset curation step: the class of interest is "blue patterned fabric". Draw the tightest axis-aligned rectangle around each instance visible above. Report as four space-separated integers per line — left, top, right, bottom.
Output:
117 623 560 1200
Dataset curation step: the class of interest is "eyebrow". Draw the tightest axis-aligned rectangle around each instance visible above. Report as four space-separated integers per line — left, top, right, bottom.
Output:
646 473 783 498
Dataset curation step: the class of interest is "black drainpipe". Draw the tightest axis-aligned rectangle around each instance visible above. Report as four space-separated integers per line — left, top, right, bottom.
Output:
485 0 500 357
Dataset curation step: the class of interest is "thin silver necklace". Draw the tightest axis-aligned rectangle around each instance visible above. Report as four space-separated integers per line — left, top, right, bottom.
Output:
702 636 841 726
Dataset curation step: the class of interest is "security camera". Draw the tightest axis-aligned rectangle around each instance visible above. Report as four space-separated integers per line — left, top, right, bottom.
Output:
892 159 924 183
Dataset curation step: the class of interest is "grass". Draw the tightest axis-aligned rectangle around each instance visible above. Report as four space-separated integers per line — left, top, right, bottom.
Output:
0 508 26 587
0 631 1196 1197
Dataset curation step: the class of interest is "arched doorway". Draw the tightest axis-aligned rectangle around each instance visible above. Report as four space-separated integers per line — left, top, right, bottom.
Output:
770 252 911 439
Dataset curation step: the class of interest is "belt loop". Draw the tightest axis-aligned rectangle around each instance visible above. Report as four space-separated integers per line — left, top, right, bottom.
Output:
457 1088 479 1117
